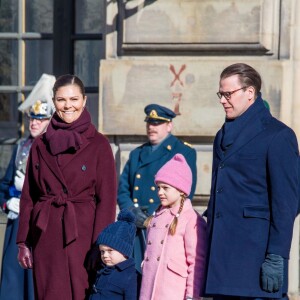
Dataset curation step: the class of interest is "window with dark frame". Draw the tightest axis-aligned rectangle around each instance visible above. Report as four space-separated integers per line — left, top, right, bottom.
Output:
0 0 106 139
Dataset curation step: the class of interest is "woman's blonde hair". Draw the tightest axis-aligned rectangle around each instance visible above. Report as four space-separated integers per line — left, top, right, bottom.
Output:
143 194 186 236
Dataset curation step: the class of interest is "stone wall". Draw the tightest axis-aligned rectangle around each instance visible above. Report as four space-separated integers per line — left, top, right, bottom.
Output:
102 0 300 297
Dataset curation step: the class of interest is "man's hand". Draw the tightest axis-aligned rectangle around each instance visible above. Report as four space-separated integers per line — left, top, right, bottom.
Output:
17 243 33 269
128 206 149 228
14 170 25 192
6 197 20 214
261 253 284 293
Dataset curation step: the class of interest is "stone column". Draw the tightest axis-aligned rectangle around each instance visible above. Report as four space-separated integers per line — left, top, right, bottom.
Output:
106 0 118 58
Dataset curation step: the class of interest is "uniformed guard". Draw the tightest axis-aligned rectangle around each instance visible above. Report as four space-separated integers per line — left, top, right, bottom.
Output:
18 73 56 119
117 103 197 275
0 74 55 300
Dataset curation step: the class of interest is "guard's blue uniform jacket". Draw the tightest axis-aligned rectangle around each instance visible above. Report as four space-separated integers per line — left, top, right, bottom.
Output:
0 140 34 300
117 134 197 272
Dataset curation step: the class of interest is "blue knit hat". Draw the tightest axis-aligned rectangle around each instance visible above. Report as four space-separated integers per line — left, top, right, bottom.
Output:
96 209 136 257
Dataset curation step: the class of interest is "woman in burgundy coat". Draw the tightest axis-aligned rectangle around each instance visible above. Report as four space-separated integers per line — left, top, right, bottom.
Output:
16 75 117 300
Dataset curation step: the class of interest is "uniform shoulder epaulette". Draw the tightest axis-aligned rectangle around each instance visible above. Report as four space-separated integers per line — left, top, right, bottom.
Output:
183 141 193 148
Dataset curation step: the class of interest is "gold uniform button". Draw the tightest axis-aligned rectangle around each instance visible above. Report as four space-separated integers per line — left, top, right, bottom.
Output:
167 145 172 150
134 186 139 191
136 174 141 179
133 198 138 203
151 186 155 191
149 198 154 203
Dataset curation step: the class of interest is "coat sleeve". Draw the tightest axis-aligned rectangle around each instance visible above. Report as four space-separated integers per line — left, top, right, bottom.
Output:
92 137 117 242
266 127 299 258
184 213 207 298
0 146 17 208
184 147 197 200
117 152 134 210
17 146 39 244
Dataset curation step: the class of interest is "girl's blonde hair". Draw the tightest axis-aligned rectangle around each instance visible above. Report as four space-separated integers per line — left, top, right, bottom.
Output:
143 194 186 236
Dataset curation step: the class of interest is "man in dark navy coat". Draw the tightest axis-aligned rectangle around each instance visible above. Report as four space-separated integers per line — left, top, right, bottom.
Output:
205 63 299 300
117 104 197 273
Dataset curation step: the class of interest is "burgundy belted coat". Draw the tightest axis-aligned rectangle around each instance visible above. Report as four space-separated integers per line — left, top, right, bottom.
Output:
17 123 117 300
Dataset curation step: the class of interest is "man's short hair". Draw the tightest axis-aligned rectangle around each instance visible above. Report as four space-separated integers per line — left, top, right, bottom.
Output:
220 63 262 96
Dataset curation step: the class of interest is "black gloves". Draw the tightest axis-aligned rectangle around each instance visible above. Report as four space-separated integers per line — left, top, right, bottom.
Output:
261 253 284 293
128 206 149 229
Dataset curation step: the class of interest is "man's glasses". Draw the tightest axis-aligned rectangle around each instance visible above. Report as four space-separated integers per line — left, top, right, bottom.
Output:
216 87 247 101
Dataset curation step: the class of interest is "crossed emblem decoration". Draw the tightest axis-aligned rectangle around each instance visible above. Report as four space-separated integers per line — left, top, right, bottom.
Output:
169 64 187 115
169 64 186 87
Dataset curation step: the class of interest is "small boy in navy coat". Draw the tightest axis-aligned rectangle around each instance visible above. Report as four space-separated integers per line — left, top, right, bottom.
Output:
89 209 140 300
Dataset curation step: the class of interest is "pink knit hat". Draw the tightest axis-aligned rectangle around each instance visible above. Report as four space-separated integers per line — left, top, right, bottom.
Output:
155 153 192 196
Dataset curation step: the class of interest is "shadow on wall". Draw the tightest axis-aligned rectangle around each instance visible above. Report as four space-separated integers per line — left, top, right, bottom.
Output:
106 0 157 35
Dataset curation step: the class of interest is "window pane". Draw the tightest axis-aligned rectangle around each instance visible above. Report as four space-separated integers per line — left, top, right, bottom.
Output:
0 93 14 121
0 93 18 121
0 0 18 32
75 0 105 33
25 40 53 85
86 93 99 129
0 40 18 85
0 93 19 139
25 0 53 33
74 40 104 87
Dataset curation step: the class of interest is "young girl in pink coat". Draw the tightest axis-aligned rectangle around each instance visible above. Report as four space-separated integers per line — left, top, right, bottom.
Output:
140 153 207 300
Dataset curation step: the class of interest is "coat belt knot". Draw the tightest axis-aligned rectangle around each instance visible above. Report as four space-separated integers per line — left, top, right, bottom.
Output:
53 197 67 206
34 195 92 245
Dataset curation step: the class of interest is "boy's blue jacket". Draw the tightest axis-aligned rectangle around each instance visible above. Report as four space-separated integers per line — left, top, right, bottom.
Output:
89 258 139 300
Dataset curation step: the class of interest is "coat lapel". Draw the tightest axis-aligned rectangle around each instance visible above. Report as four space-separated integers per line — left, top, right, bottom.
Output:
222 108 271 161
140 144 152 164
139 144 170 167
214 130 223 160
36 138 67 186
57 124 95 169
57 135 92 169
138 135 176 168
36 125 95 185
